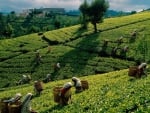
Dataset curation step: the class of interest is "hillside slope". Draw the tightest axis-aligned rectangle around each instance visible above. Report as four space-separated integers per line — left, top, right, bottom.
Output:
0 11 150 88
0 69 150 113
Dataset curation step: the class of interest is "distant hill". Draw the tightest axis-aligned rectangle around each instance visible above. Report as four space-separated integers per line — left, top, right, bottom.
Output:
66 10 81 16
105 10 130 17
66 9 130 17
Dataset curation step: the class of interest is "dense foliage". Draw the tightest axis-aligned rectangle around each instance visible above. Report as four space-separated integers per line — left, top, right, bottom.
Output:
0 12 79 39
79 0 109 32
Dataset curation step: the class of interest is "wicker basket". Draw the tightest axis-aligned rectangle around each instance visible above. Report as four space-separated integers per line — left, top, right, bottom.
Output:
81 80 89 90
128 66 138 77
8 101 22 113
30 109 38 113
0 98 10 113
59 89 72 106
34 81 43 92
64 89 71 98
0 97 11 113
53 86 62 103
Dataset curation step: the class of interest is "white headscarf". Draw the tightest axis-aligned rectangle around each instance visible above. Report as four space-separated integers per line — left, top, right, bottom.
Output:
72 77 80 81
46 74 51 78
138 63 147 69
3 93 22 103
57 62 60 68
22 75 27 79
72 77 81 87
63 82 72 89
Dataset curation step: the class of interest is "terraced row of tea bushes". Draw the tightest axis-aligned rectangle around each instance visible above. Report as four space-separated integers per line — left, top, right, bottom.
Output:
0 45 76 87
0 44 135 88
65 19 150 62
0 70 150 113
0 33 48 62
43 25 93 45
36 46 134 80
98 11 150 30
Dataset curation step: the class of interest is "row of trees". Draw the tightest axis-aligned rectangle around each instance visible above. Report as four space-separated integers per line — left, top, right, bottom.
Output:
0 11 79 39
0 12 15 38
79 0 109 32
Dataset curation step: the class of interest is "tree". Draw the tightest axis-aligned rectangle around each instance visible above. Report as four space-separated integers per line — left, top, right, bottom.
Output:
54 20 61 29
28 25 40 33
4 23 14 37
131 11 136 15
79 0 109 32
79 0 89 29
89 0 109 32
0 13 5 37
10 11 16 20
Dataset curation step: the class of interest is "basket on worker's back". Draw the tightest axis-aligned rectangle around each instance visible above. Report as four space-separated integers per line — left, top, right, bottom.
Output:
128 66 138 77
81 80 89 90
53 86 62 103
34 81 43 92
8 101 22 113
0 97 10 113
64 89 72 98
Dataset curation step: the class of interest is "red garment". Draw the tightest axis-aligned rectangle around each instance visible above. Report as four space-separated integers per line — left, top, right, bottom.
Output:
60 88 68 96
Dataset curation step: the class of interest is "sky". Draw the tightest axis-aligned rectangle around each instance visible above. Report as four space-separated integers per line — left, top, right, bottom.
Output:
0 0 150 13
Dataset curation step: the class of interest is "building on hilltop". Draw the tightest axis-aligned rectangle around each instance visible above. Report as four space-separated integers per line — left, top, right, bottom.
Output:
41 8 65 14
20 8 66 17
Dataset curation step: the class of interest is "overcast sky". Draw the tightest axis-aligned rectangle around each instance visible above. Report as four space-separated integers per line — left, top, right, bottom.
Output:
0 0 150 13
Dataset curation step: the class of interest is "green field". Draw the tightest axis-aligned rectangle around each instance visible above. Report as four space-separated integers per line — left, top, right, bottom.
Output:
0 69 150 113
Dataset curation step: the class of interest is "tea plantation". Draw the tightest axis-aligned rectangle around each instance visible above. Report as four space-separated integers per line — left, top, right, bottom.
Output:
0 11 150 89
0 69 150 113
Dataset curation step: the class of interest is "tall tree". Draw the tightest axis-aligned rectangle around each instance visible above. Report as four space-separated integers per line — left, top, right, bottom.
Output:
10 11 16 20
54 20 61 29
79 0 109 32
79 0 89 29
4 23 14 37
0 13 5 37
89 0 109 32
